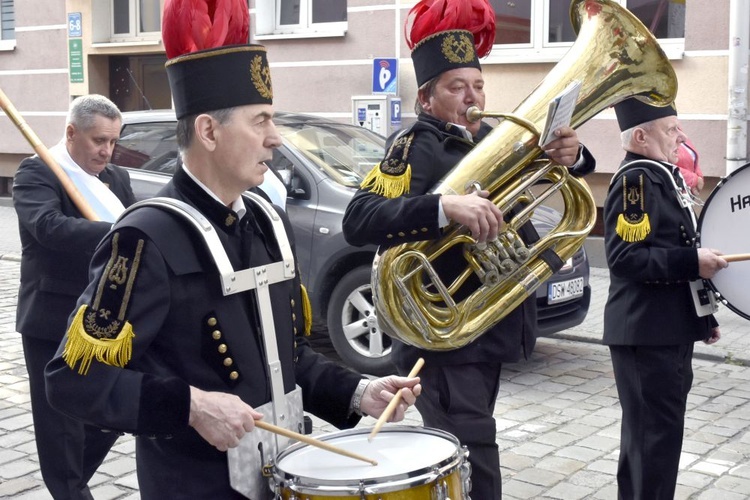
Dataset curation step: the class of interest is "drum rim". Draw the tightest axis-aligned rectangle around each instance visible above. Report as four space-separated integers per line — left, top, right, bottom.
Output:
697 161 750 320
272 425 464 496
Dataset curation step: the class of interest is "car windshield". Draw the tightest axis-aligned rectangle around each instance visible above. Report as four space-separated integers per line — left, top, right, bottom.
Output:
276 122 384 188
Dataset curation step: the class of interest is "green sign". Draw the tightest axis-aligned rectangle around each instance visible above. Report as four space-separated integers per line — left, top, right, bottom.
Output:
69 39 83 83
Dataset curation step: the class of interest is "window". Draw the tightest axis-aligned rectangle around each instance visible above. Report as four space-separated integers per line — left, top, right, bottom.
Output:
0 0 15 50
488 0 684 62
111 0 161 41
256 0 347 38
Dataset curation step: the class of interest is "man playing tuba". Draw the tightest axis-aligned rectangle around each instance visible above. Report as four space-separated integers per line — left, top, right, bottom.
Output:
343 0 595 497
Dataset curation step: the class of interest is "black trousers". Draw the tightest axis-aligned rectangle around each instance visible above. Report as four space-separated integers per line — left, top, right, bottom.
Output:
609 344 694 500
400 362 503 499
23 335 119 500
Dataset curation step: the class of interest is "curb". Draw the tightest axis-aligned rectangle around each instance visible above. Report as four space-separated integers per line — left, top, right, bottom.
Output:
551 331 750 367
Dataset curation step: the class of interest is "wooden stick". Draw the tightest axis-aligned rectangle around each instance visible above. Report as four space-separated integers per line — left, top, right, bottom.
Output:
0 87 100 221
254 420 378 466
368 357 425 442
723 253 750 263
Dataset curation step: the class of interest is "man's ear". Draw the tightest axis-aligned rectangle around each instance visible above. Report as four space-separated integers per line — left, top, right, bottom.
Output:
65 123 76 143
632 127 647 145
417 88 431 113
193 114 218 151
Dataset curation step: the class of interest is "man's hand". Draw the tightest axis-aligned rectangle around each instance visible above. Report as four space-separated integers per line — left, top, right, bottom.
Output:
188 386 263 451
543 126 580 167
697 247 728 279
360 375 422 422
441 190 504 243
693 177 705 195
704 327 721 345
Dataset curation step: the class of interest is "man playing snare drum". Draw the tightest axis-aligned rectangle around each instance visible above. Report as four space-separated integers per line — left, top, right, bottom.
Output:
44 1 420 498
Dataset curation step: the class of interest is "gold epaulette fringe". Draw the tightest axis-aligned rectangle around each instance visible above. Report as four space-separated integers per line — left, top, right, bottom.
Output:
616 213 651 242
62 305 135 375
360 163 412 198
300 284 312 336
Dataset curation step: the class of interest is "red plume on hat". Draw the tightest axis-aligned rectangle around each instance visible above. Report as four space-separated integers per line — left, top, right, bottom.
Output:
162 0 249 59
405 0 496 58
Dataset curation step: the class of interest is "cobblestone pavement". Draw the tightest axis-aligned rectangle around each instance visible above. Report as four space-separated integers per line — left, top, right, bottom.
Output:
1 201 750 498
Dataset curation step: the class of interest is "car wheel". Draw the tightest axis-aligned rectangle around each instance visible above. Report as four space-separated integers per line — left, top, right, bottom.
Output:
327 266 395 376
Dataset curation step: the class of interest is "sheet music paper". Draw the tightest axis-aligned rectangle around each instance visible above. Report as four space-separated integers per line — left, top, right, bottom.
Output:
538 80 581 148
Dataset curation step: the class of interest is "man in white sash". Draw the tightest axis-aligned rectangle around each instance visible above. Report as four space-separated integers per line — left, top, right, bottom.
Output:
13 94 135 499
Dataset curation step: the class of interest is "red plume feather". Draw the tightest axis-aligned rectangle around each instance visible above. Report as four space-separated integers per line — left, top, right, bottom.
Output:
405 0 496 58
163 0 250 59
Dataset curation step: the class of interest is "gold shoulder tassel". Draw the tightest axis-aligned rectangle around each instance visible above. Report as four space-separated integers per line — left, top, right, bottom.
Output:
360 163 412 199
616 213 651 242
63 305 135 375
300 284 313 336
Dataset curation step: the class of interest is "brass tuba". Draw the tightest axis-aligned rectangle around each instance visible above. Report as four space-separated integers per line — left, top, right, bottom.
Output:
371 0 677 350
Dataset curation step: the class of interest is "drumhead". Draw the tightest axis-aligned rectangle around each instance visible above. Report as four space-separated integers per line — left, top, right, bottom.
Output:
274 426 460 482
698 162 750 319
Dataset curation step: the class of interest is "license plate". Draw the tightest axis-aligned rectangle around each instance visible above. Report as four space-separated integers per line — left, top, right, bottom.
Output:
547 277 584 304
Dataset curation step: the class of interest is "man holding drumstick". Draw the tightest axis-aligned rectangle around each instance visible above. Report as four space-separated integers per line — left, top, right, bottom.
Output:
44 1 420 498
603 98 727 499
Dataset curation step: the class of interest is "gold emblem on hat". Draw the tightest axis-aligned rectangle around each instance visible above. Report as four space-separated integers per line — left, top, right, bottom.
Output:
250 55 273 100
442 33 476 64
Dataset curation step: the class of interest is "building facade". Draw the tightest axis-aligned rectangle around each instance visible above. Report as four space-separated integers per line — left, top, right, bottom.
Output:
0 0 748 219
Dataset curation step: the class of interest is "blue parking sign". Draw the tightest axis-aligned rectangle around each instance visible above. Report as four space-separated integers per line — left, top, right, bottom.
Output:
372 58 398 94
390 98 402 130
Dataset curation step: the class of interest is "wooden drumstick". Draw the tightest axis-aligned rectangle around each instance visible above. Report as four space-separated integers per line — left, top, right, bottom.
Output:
723 253 750 263
254 420 378 466
368 357 425 442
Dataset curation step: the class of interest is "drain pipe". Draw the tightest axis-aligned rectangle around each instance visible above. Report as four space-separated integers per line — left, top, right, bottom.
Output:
726 0 749 174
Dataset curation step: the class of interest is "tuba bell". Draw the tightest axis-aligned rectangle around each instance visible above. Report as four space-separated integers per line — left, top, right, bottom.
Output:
371 0 678 350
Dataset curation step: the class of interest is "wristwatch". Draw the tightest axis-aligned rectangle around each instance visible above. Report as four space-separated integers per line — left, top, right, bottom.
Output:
350 378 370 416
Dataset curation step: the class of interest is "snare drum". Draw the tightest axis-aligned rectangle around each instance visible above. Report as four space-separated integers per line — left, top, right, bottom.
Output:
271 426 470 499
698 162 750 319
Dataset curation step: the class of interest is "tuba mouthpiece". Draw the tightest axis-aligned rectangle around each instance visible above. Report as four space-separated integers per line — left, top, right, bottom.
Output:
466 106 483 123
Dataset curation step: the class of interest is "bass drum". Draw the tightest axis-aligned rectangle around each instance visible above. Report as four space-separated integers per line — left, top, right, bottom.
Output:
697 162 750 319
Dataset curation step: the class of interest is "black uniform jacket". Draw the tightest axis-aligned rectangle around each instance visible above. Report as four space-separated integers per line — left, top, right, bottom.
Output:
343 113 595 367
13 155 136 340
603 152 717 346
46 168 363 499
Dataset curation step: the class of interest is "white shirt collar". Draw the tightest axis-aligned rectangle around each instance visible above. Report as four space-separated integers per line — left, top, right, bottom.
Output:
181 162 246 219
449 122 474 141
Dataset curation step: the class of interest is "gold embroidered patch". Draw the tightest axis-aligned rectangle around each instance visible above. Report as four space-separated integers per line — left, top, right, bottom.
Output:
63 231 143 375
250 55 273 100
441 32 476 64
225 213 237 227
360 132 414 198
615 172 651 242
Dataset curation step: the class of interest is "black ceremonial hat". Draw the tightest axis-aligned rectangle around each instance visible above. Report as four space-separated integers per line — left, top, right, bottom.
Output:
615 98 677 131
162 0 273 120
405 0 496 88
165 45 273 120
411 30 482 88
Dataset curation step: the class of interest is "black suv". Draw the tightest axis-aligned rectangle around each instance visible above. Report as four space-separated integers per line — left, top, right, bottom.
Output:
113 110 591 375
